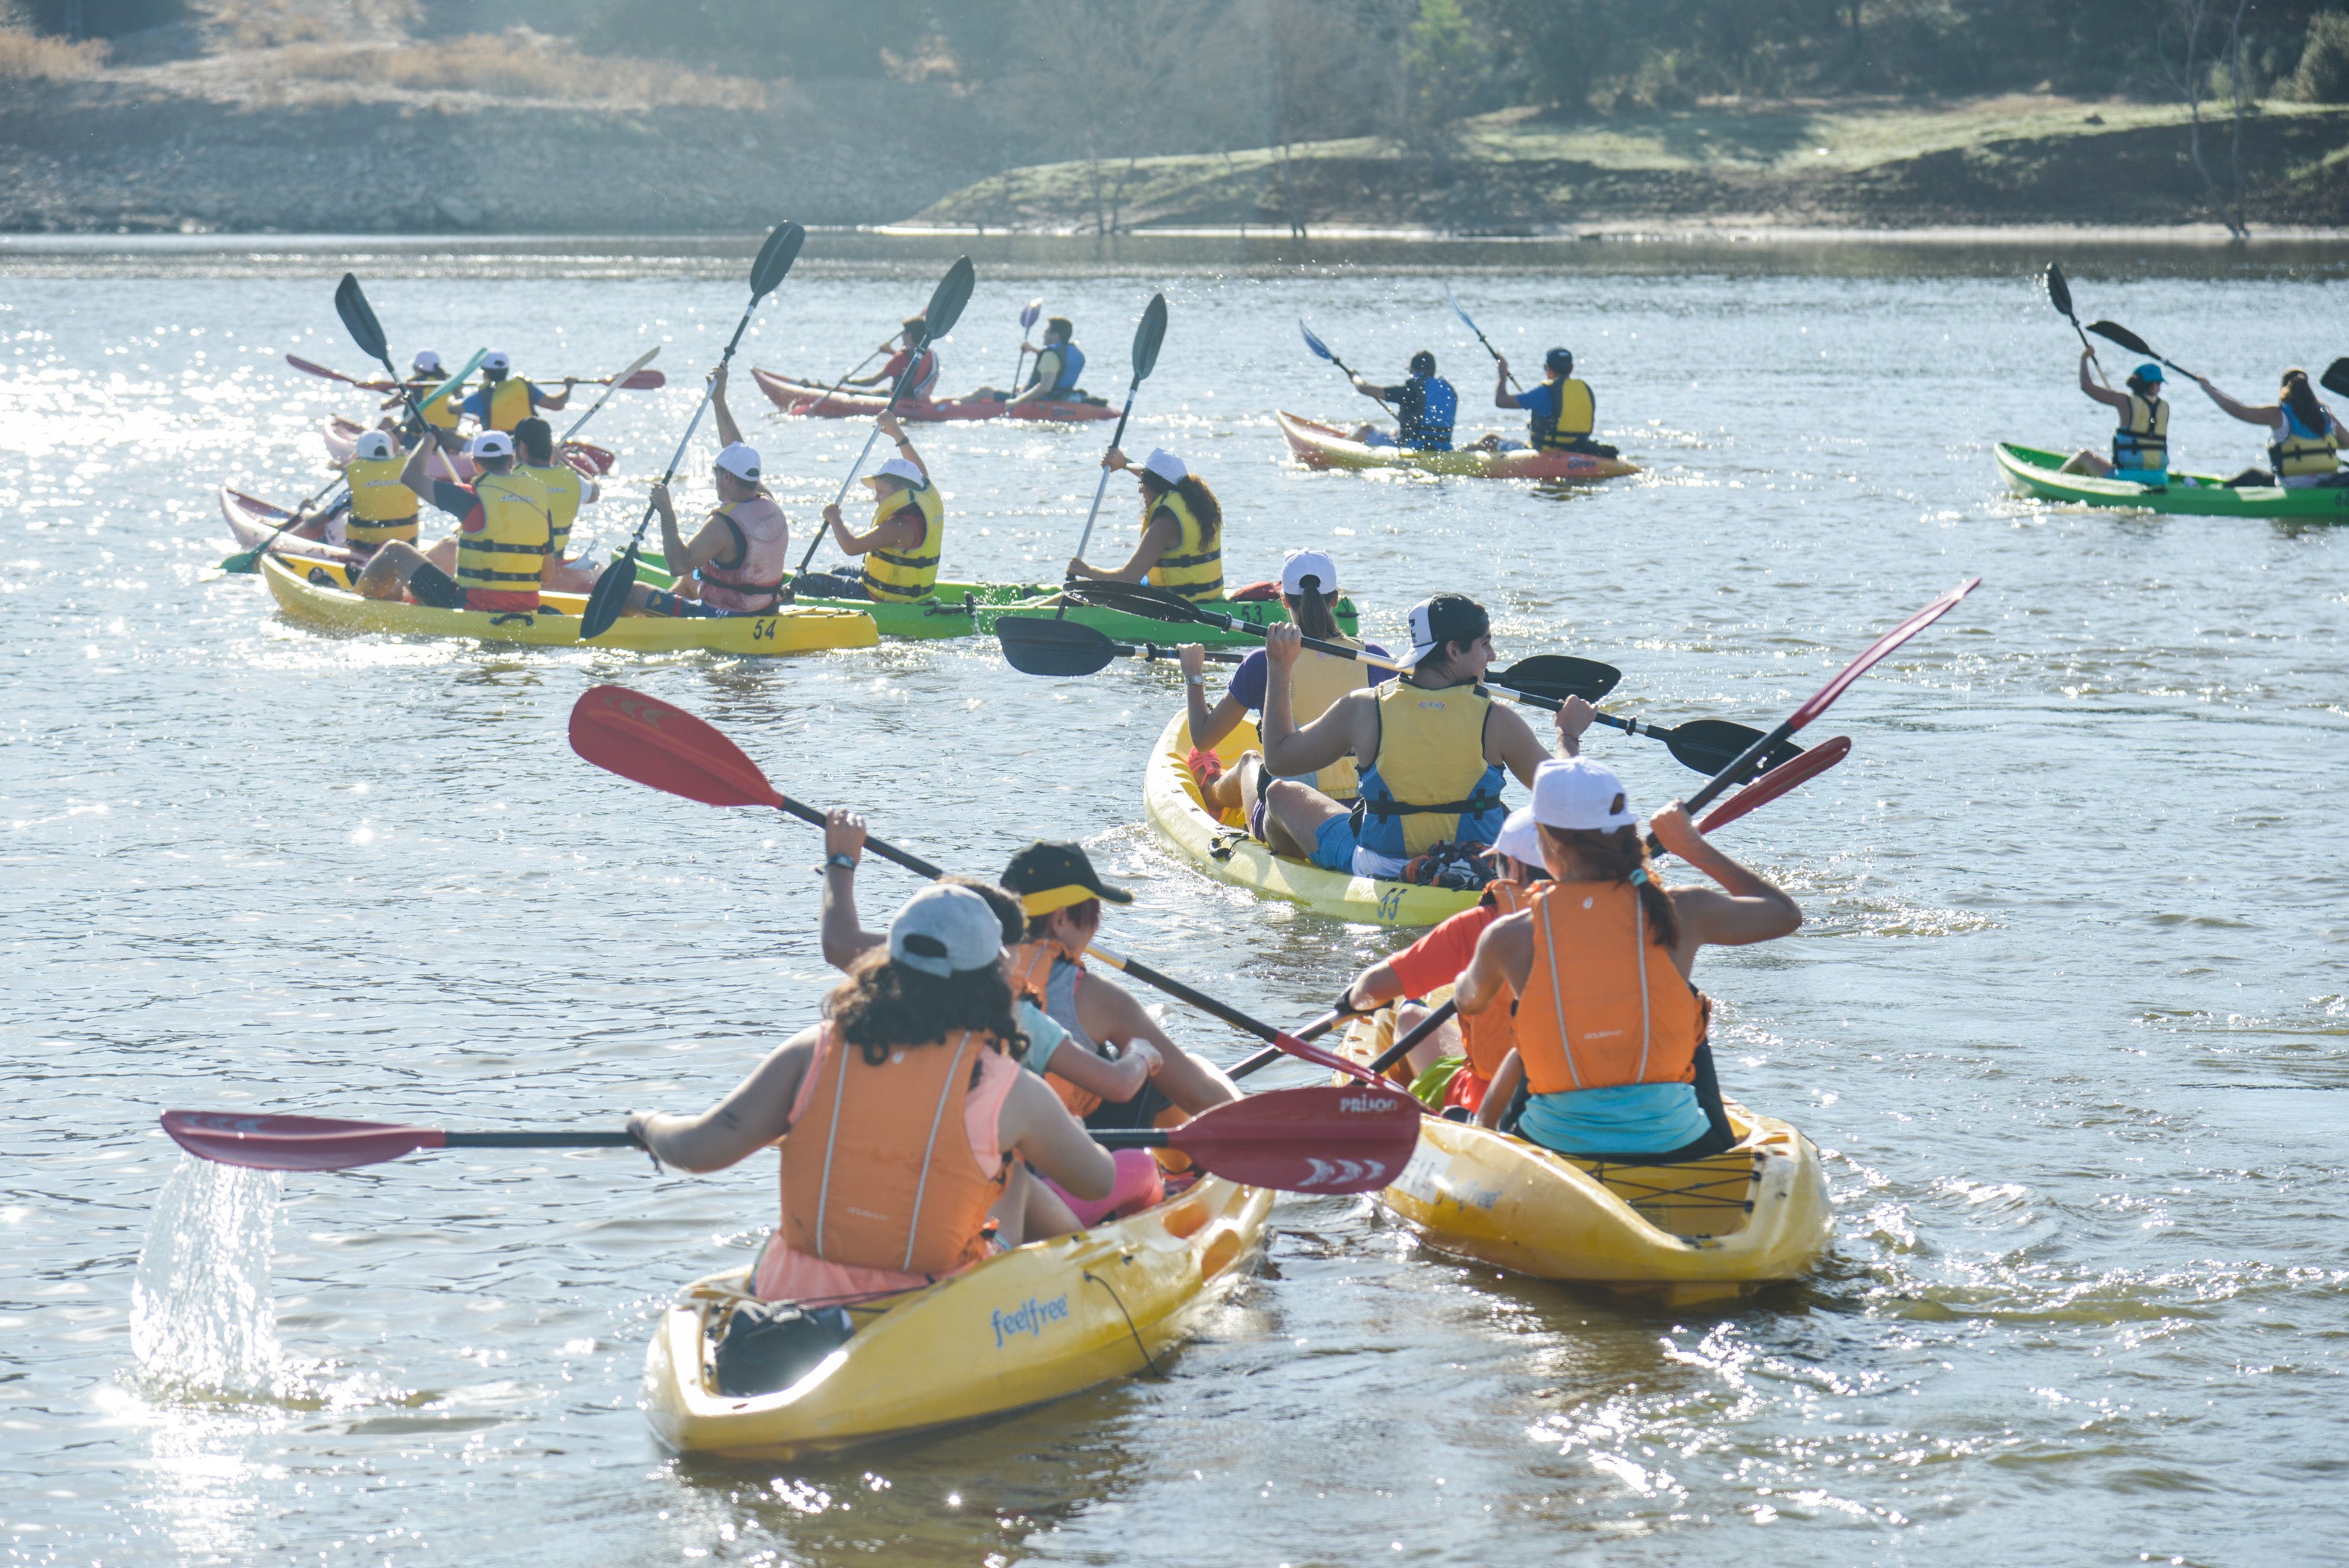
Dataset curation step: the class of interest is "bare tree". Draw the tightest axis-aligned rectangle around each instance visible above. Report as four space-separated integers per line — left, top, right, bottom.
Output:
2159 0 2249 238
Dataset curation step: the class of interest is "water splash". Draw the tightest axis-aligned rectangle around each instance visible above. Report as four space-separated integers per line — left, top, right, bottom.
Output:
130 1155 285 1398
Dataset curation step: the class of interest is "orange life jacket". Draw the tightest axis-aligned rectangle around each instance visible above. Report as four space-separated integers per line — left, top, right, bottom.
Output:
1003 939 1103 1117
1458 879 1532 1082
1511 880 1703 1096
777 1022 1012 1279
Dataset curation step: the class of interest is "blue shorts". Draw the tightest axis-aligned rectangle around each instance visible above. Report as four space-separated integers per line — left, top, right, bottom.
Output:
1359 429 1396 448
1310 813 1357 871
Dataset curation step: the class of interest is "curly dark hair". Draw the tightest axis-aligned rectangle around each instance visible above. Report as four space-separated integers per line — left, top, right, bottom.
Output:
827 947 1025 1067
1537 820 1680 950
1140 469 1221 550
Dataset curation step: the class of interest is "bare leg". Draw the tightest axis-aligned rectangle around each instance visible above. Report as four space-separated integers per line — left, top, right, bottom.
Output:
992 1161 1081 1246
2060 449 2116 476
352 539 429 600
1260 777 1351 862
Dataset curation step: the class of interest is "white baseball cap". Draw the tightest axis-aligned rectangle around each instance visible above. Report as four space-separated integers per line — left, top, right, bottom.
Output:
871 457 925 487
352 429 395 462
1280 548 1338 597
1486 805 1544 865
1530 756 1635 833
714 442 761 481
412 349 444 375
1141 448 1187 484
468 430 515 460
482 352 511 373
888 885 1004 978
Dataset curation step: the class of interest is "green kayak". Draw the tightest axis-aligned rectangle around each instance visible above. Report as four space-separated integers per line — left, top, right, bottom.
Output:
1996 442 2349 520
627 554 1356 645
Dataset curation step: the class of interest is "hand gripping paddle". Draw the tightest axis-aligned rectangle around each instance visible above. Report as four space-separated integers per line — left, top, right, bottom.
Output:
1299 319 1391 411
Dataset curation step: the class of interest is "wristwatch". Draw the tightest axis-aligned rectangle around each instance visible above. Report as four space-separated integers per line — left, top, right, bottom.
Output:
1184 673 1205 687
825 852 857 872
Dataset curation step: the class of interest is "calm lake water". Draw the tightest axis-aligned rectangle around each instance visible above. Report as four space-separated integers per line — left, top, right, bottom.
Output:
4 233 2347 1567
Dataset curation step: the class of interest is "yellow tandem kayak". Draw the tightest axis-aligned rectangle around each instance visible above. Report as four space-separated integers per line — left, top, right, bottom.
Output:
1142 711 1480 928
259 553 879 656
1340 1009 1833 1304
641 1175 1272 1459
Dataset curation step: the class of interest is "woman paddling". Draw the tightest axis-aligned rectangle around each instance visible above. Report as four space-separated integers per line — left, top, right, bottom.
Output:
627 885 1116 1304
1066 446 1224 604
1456 757 1801 1161
2060 352 2170 483
2195 367 2349 489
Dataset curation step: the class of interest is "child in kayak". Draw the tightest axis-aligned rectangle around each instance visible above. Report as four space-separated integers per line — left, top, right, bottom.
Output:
626 884 1116 1303
846 317 941 400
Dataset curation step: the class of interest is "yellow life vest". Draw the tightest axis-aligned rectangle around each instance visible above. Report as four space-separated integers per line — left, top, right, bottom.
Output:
454 468 553 606
479 377 534 432
406 379 460 430
1533 378 1596 449
342 455 418 548
1145 487 1223 603
859 479 946 601
2112 393 2168 471
1286 636 1373 800
519 460 584 562
1354 678 1506 858
2271 408 2339 479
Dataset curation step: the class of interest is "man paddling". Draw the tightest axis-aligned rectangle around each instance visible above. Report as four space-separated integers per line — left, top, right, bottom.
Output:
847 317 941 400
1489 347 1616 458
1005 316 1084 410
620 364 795 618
512 416 602 594
349 427 553 611
1347 350 1457 452
460 352 573 434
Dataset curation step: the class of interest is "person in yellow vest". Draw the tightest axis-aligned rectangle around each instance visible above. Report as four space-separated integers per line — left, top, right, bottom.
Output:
1456 757 1801 1160
625 884 1117 1304
2196 366 2349 489
510 417 603 593
383 348 462 443
1177 550 1387 821
796 412 945 602
2061 353 2169 482
323 428 423 554
1254 594 1586 880
1066 446 1224 603
1486 347 1617 459
347 427 553 614
458 351 573 434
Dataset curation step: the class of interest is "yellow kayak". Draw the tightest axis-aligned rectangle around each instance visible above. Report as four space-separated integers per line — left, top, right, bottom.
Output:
1142 711 1479 928
259 553 879 656
1340 1009 1833 1304
642 1174 1272 1459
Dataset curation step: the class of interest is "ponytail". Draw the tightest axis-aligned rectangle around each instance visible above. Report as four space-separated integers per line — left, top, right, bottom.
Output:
1285 582 1340 640
1141 471 1221 548
2282 369 2324 432
1537 821 1680 950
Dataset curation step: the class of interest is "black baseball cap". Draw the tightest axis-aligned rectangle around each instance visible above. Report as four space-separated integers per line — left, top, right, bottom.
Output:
1001 841 1135 918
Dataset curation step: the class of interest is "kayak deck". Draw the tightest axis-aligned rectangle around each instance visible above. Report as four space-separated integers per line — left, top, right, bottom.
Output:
1995 440 2349 519
1277 411 1639 482
1142 711 1478 928
641 1173 1271 1460
219 486 365 568
751 368 1117 424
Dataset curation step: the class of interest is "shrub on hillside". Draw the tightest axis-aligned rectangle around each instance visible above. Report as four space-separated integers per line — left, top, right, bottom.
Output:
0 25 107 76
272 29 770 109
2285 11 2349 102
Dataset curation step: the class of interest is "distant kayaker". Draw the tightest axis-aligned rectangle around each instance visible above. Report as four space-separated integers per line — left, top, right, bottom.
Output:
348 426 553 614
625 883 1117 1302
848 317 941 400
2195 367 2349 488
459 352 573 434
1006 316 1084 410
1066 447 1224 604
1458 757 1802 1161
2060 354 2168 482
511 417 602 594
794 413 945 603
333 427 423 554
623 367 793 618
388 349 461 439
1178 549 1386 820
1347 350 1457 452
1254 594 1586 880
1332 802 1557 1110
1489 348 1617 458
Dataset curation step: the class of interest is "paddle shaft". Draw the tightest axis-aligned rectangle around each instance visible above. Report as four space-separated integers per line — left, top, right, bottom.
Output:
558 348 659 446
1064 385 1141 587
796 347 940 572
1449 292 1522 392
446 1131 640 1150
794 344 887 413
1234 996 1456 1090
620 309 764 556
1317 342 1393 412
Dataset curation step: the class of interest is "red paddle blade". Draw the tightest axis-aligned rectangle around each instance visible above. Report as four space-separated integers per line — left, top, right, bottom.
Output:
619 370 666 391
1789 578 1980 733
560 441 617 475
568 684 785 810
162 1110 443 1172
1699 734 1851 834
1169 1085 1422 1195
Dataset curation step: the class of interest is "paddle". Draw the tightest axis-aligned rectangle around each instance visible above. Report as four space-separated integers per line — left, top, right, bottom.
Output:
2042 263 2110 388
998 615 1246 678
789 344 889 415
580 369 664 390
1009 297 1043 392
1445 286 1520 393
1062 581 1785 777
792 257 976 576
1056 293 1169 617
567 682 1380 1078
2086 320 2199 382
286 354 392 392
2320 357 2349 399
1299 320 1391 411
556 346 659 448
579 221 805 641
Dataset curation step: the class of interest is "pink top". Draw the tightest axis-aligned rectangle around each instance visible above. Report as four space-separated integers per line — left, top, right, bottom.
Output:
751 1035 1018 1303
698 496 791 614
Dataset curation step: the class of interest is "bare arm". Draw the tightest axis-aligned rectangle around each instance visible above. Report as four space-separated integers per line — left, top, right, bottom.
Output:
825 500 923 557
1486 694 1593 785
534 380 574 413
628 1027 818 1173
1475 1050 1522 1129
818 810 883 971
1070 509 1178 584
1647 803 1802 972
998 1072 1117 1200
1258 624 1369 775
1494 355 1521 410
876 411 928 482
1006 347 1061 407
1456 910 1532 1017
1037 1036 1153 1105
2196 376 2280 428
710 363 741 448
2079 352 2130 413
1178 644 1249 751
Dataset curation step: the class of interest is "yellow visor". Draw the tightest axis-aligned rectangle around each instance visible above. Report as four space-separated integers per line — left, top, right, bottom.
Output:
1018 883 1098 918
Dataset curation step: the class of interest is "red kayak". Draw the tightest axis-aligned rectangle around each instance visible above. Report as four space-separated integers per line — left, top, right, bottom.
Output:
322 415 614 477
750 368 1117 424
218 485 366 567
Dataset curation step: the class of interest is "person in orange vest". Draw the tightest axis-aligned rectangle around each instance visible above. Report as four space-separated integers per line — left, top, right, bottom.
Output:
1456 757 1802 1160
625 883 1116 1304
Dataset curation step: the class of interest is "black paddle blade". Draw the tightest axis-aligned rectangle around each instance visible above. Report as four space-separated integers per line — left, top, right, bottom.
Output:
2086 319 2152 357
2321 357 2349 399
997 615 1122 678
923 255 976 343
750 222 805 301
335 272 388 365
1063 579 1217 627
1489 654 1621 703
2043 261 2073 319
578 542 638 642
1131 293 1169 384
1658 718 1801 778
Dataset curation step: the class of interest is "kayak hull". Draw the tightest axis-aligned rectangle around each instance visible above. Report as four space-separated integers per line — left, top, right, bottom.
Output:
751 368 1117 424
260 553 879 656
1340 1010 1833 1304
641 1175 1271 1459
1995 440 2349 519
1277 411 1638 482
219 486 366 568
1142 711 1478 928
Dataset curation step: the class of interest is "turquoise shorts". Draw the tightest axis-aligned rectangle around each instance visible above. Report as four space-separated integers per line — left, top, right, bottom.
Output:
2111 466 2168 486
1310 813 1357 871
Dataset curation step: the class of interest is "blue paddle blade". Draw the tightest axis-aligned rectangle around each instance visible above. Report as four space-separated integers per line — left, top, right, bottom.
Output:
1020 298 1043 329
1445 285 1478 331
1299 320 1335 362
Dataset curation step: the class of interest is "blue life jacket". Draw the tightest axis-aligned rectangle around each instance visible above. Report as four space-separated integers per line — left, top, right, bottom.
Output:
1401 375 1457 451
1045 341 1085 395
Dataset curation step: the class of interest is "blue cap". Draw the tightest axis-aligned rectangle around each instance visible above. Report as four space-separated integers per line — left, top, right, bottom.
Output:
2135 363 2163 383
